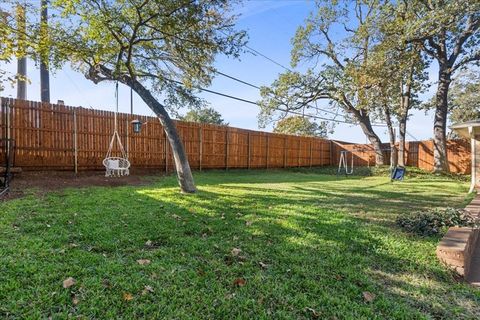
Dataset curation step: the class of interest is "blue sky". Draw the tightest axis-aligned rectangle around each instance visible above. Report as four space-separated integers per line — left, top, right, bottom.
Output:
1 0 437 143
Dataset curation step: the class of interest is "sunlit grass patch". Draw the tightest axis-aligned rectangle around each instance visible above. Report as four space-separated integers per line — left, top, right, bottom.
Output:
0 169 478 319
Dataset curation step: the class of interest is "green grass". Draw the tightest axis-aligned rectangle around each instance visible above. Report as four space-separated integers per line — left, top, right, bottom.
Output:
1 169 479 319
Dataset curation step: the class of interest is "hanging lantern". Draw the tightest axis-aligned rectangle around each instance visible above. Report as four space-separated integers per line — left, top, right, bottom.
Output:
131 119 142 133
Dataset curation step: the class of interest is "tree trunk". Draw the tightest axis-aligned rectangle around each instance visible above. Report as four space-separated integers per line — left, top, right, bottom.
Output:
357 114 385 166
433 67 451 172
40 0 50 103
398 68 413 167
124 78 196 193
86 65 196 193
384 105 397 168
133 82 196 193
398 118 407 167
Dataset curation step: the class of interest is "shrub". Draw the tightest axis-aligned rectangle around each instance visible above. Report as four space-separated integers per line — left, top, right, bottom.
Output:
396 207 479 236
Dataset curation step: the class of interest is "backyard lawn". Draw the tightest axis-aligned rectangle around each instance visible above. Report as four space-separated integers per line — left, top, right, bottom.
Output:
0 169 479 319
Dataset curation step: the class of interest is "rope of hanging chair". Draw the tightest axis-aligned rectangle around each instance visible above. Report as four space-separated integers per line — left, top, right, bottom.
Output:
103 82 130 176
105 82 127 158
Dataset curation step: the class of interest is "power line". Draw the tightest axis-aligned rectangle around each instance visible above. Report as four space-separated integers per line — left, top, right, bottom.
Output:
213 69 350 119
212 39 394 127
212 69 387 127
214 70 261 90
165 77 386 126
244 44 292 72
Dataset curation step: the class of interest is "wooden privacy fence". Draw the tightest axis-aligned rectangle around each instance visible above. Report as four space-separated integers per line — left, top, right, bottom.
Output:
0 98 332 171
0 97 472 174
331 139 471 174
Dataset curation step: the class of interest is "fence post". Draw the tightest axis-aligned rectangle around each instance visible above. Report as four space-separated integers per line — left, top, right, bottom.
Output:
298 139 301 167
284 136 287 168
125 117 129 159
320 140 323 166
73 109 78 174
309 139 313 168
247 132 251 169
199 126 203 171
225 128 229 170
329 140 333 166
266 135 269 169
165 133 168 174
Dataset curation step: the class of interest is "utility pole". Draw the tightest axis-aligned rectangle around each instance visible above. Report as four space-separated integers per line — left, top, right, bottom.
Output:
40 0 50 103
16 4 27 100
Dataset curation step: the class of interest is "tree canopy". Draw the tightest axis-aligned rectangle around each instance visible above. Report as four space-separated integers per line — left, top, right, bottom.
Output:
400 0 480 171
41 0 246 192
273 116 327 138
449 70 480 125
259 0 389 165
180 107 228 126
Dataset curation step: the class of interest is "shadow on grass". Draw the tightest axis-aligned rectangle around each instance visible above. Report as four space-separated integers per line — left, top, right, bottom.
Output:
0 170 477 319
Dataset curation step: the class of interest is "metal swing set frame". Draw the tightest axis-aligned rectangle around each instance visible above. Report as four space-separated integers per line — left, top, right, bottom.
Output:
337 150 354 176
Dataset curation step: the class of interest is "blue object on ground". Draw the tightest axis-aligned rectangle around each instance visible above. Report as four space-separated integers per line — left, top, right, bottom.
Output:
391 166 406 181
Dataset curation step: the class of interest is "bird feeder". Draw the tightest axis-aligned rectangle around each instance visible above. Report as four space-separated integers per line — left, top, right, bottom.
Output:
451 120 480 192
131 119 142 133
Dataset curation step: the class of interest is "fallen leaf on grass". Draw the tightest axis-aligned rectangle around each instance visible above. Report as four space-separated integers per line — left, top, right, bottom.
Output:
123 292 134 301
72 294 79 305
231 248 242 256
304 307 320 319
362 291 376 303
137 259 151 265
102 279 112 288
63 277 76 289
225 293 236 299
232 278 246 287
141 285 154 295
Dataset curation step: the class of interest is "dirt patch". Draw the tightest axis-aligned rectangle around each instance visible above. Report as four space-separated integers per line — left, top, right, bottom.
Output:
1 169 164 201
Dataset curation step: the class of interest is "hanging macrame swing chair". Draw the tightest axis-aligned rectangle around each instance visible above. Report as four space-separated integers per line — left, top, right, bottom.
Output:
103 82 131 177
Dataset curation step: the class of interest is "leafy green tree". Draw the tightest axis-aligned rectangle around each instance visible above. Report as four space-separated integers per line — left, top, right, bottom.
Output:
402 0 480 172
449 70 480 125
180 107 228 126
273 116 327 137
24 0 245 193
259 0 387 165
0 5 21 92
361 2 429 167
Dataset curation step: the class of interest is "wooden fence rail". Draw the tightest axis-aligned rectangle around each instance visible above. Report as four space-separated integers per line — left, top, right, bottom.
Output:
0 98 332 171
0 98 471 174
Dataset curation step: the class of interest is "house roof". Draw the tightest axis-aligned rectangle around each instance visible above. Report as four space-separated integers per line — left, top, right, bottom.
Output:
450 120 480 138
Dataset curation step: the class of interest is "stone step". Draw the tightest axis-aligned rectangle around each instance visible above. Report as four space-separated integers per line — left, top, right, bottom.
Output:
466 237 480 287
436 227 478 277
